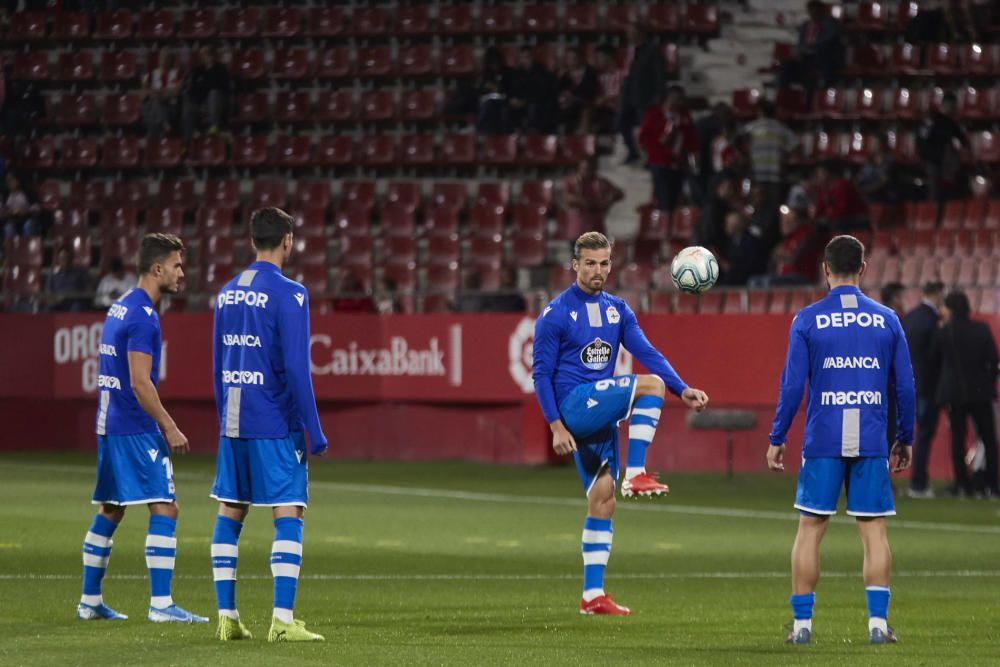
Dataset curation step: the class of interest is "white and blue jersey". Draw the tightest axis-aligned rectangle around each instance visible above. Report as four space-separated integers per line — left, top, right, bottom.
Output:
533 283 687 491
769 285 916 517
210 261 326 507
92 287 174 505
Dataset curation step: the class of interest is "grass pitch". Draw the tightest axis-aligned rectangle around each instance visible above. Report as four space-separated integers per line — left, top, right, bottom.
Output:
0 452 998 666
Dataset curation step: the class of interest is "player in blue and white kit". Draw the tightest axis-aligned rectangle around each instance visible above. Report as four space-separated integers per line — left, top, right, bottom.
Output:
767 235 915 645
209 207 328 642
533 232 709 615
78 233 208 624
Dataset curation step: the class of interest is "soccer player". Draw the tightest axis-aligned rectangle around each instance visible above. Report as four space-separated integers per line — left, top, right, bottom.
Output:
78 233 207 624
209 207 328 642
532 231 709 614
767 235 915 645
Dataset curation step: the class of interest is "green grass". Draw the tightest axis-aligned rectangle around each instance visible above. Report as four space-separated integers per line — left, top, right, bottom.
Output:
1 452 998 666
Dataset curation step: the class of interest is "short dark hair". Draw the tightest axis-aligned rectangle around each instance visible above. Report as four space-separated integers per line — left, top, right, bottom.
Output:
944 290 971 320
573 231 612 259
922 280 945 296
823 234 864 276
880 281 904 306
250 207 293 250
138 233 184 275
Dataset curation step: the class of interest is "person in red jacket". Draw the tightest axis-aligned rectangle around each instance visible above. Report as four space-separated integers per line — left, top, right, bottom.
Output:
637 85 697 213
812 160 870 231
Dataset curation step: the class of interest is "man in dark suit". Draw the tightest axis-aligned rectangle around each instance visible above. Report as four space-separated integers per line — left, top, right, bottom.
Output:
618 23 666 164
932 291 999 498
902 281 944 497
778 1 844 95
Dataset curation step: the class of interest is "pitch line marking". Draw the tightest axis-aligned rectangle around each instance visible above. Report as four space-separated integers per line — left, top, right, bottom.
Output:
3 462 1000 536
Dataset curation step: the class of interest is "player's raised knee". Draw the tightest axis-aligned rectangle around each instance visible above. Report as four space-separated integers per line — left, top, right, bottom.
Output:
636 374 665 397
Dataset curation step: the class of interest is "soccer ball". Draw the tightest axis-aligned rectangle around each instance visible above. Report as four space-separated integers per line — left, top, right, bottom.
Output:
670 246 719 294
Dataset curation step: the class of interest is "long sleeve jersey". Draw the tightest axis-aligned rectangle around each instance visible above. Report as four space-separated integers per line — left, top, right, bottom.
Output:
532 283 687 424
769 285 916 457
212 261 326 450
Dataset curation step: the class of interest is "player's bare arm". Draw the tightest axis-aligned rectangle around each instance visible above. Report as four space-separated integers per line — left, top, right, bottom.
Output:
128 351 188 453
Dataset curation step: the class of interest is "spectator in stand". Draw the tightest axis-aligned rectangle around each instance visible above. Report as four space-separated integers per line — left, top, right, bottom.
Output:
693 171 740 254
857 134 902 205
331 271 374 312
593 45 625 135
812 160 870 232
931 290 999 498
917 92 969 209
619 23 667 165
507 46 559 134
141 50 182 138
472 47 514 136
880 282 905 318
557 47 599 134
559 156 624 239
181 47 231 146
47 245 90 312
1 172 42 238
373 276 401 315
94 257 137 309
740 100 798 212
746 182 781 251
717 210 764 286
906 0 976 43
638 85 697 213
692 102 732 206
902 281 946 499
777 0 844 96
750 200 823 287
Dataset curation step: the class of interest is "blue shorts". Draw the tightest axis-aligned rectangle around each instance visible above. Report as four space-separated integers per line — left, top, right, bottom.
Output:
92 432 175 506
211 432 308 507
795 456 895 517
559 375 637 495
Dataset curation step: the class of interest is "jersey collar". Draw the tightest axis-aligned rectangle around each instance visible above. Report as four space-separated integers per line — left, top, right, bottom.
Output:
247 260 282 274
828 285 862 297
570 282 602 302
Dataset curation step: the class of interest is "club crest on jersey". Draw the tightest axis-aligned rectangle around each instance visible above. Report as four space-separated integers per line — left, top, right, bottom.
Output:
605 306 620 324
580 338 613 370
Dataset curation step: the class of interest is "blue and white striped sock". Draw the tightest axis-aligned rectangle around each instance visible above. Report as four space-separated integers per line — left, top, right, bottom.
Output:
211 515 243 620
81 514 118 606
146 515 177 609
625 394 664 478
271 517 304 624
581 516 613 602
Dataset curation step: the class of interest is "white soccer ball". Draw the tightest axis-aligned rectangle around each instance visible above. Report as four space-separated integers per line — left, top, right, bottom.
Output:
670 246 719 294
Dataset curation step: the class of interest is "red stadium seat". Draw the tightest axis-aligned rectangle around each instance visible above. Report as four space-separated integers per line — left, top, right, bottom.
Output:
250 179 288 209
927 42 958 75
56 94 98 126
647 4 680 32
637 206 668 241
440 45 476 76
232 50 266 81
400 135 436 166
605 4 637 32
220 9 259 38
519 180 554 213
101 206 138 238
476 182 511 210
379 205 418 239
290 265 330 293
480 5 516 34
145 207 183 236
440 134 476 166
973 131 1000 163
685 4 719 34
316 48 352 79
511 203 547 237
36 181 62 212
68 181 105 210
425 232 461 263
305 7 345 37
202 260 235 293
353 7 388 36
274 92 311 125
157 180 194 208
647 291 673 314
425 263 460 292
397 45 435 78
844 43 883 77
856 1 889 31
431 183 468 213
52 234 92 269
339 181 377 214
360 136 397 166
962 43 995 75
49 208 89 238
671 206 699 241
357 47 393 78
732 89 763 120
359 90 396 122
98 237 137 274
56 52 94 82
481 136 518 166
99 51 137 83
317 136 354 166
101 137 139 169
12 53 48 81
523 5 558 32
54 12 90 40
560 135 596 165
274 135 312 167
510 233 547 268
95 10 133 40
235 93 270 125
316 90 354 123
9 11 47 41
178 9 217 38
60 138 99 169
295 181 332 210
775 88 806 120
196 207 236 237
228 135 267 167
439 6 474 35
399 89 437 123
469 204 505 238
565 5 599 33
854 87 884 119
397 5 431 36
262 7 301 37
960 86 992 120
202 180 240 210
137 10 175 39
188 136 227 167
465 235 504 269
5 236 44 268
808 87 845 119
104 93 141 126
272 49 310 80
521 135 558 165
890 43 924 75
111 180 149 207
332 208 371 239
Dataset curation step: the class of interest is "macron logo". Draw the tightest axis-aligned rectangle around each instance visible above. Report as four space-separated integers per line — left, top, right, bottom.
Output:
143 306 154 317
542 306 552 317
147 448 158 462
587 398 598 409
570 311 578 322
294 293 305 307
295 450 304 463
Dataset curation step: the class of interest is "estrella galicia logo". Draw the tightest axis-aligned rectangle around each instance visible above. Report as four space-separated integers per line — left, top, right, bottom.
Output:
580 338 613 370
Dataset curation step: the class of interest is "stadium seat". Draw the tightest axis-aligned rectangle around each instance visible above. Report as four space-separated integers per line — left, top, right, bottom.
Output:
856 1 889 31
157 180 194 208
521 135 558 166
145 207 183 237
104 93 141 127
565 4 599 32
9 11 47 41
305 7 345 37
973 131 1000 163
95 9 133 40
941 201 966 230
519 180 554 213
481 136 518 166
235 92 270 125
397 5 432 36
962 43 995 75
637 206 669 241
381 236 418 273
475 182 511 211
964 199 987 229
732 89 763 121
523 5 558 33
56 94 98 126
201 261 235 293
807 88 845 119
232 50 266 81
68 181 105 210
53 234 92 269
188 136 227 167
274 135 312 167
54 12 90 40
316 48 352 79
685 4 719 34
671 206 699 241
480 4 516 34
359 90 396 122
927 43 959 75
230 135 267 167
316 90 354 124
380 204 418 239
431 183 468 213
56 52 94 82
440 134 476 166
178 8 217 38
12 52 48 81
890 43 924 75
604 4 637 32
332 208 371 239
469 204 506 238
295 181 332 210
203 179 241 209
424 233 461 264
397 45 436 78
353 7 388 37
560 135 596 166
337 234 374 270
49 208 89 238
647 4 680 32
440 45 476 76
5 236 43 268
960 86 992 120
466 235 504 270
425 263 460 293
99 51 137 83
196 206 236 237
511 232 547 268
111 180 149 207
853 87 884 120
647 291 673 313
272 49 310 81
399 89 437 123
36 181 62 212
398 135 434 166
357 47 393 78
698 291 726 314
360 136 397 167
220 8 259 38
290 265 329 294
846 43 884 77
60 138 99 169
437 5 473 35
617 263 652 290
262 7 301 37
511 204 548 236
317 136 354 166
137 9 175 39
339 181 377 214
774 88 806 120
250 179 288 209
